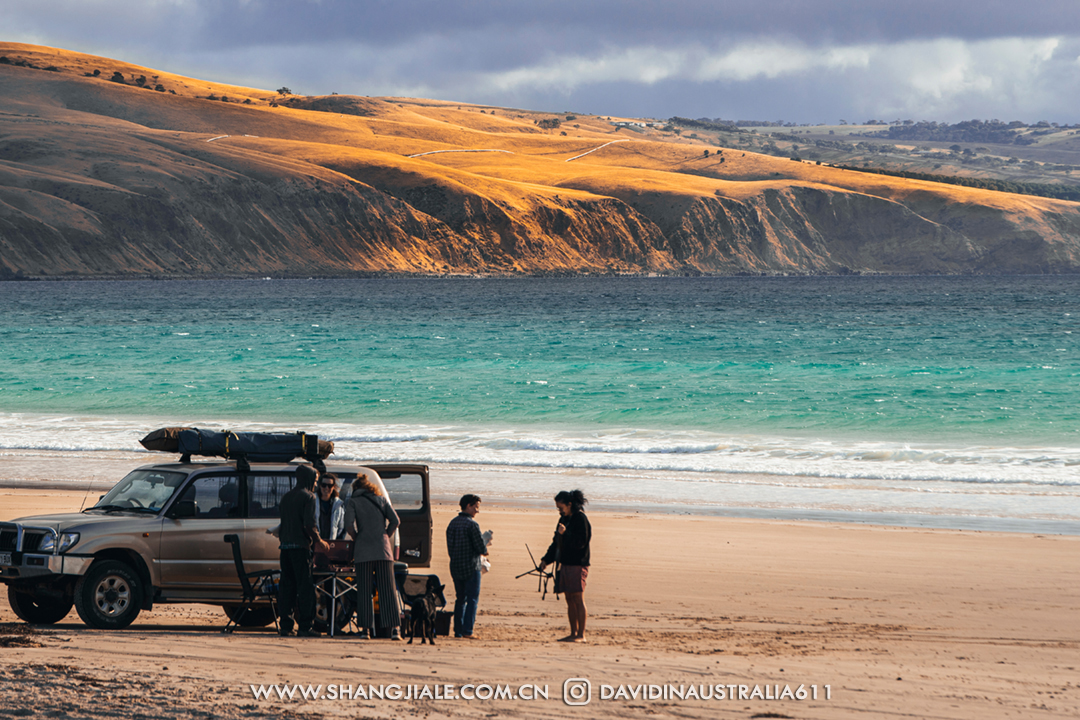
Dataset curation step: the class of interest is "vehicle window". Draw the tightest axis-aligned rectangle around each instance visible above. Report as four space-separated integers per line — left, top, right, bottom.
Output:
95 469 187 512
181 474 241 519
380 473 424 509
336 474 356 502
248 474 296 518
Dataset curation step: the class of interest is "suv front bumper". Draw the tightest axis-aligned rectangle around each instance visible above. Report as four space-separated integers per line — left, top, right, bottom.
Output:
0 522 92 582
0 552 93 582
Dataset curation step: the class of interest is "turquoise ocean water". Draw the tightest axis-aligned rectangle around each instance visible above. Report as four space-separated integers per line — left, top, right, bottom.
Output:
1 277 1078 530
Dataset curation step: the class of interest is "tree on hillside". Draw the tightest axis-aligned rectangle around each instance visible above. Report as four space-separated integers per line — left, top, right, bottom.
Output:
276 87 291 96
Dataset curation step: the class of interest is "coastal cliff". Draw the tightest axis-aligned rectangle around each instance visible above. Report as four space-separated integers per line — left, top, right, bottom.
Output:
2 42 1080 277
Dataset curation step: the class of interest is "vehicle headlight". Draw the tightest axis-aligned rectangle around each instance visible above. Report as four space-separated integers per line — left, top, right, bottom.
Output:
39 532 80 553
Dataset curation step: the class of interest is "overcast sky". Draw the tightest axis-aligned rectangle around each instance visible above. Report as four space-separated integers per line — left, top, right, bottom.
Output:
8 0 1080 124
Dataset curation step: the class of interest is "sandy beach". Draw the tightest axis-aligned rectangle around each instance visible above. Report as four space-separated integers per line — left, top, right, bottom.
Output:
2 484 1078 719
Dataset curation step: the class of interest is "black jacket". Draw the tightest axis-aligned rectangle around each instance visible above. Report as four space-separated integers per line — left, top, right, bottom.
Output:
541 511 591 567
279 486 318 549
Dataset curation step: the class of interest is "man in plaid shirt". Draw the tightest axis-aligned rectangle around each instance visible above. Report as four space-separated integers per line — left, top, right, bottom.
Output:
445 494 488 638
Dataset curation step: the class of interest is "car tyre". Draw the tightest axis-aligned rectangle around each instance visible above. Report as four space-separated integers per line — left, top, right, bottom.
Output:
7 585 74 625
74 560 142 629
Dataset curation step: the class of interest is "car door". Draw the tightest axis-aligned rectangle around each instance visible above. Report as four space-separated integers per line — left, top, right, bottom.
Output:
243 471 297 574
367 465 431 567
158 472 244 595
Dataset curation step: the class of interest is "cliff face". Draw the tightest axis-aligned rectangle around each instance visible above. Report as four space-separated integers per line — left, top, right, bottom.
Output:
0 145 467 276
703 187 983 274
2 43 1080 278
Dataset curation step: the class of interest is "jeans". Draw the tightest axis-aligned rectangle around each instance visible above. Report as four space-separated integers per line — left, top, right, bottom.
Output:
278 548 315 631
452 570 481 637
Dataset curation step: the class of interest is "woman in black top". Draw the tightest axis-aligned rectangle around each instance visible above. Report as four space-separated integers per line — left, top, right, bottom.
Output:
540 489 591 642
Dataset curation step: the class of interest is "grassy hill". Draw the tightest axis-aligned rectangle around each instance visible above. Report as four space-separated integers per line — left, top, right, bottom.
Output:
2 42 1080 277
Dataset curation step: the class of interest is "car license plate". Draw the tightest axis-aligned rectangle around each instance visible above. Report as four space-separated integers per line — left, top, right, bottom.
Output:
0 552 11 566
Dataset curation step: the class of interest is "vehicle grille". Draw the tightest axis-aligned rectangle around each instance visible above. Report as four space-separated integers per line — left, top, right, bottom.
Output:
0 524 50 552
21 531 46 552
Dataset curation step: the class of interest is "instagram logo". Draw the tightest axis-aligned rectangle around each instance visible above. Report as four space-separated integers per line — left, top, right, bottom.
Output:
563 678 591 706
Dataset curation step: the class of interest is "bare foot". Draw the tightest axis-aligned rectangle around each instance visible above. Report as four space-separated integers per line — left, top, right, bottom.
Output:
572 636 588 643
557 635 576 642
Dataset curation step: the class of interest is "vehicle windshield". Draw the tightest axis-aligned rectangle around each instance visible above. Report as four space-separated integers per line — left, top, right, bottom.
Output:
90 469 188 513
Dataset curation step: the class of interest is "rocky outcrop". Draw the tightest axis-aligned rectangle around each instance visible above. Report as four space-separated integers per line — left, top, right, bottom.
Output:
581 185 1002 274
380 181 673 273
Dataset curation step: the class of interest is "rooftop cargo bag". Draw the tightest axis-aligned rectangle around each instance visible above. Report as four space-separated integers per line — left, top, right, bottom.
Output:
140 428 333 461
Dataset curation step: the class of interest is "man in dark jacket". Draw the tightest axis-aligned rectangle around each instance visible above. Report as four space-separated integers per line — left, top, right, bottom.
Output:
277 464 329 637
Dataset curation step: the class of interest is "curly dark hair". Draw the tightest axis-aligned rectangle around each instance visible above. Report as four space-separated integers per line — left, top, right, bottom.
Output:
320 472 340 500
554 489 588 513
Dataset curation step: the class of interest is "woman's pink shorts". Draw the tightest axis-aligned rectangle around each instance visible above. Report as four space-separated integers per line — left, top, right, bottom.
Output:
558 565 589 593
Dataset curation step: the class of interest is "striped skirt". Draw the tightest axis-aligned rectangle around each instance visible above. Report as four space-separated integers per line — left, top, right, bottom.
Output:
354 560 400 629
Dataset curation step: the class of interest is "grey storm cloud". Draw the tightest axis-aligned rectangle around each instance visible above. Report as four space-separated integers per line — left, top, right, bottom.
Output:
7 0 1080 123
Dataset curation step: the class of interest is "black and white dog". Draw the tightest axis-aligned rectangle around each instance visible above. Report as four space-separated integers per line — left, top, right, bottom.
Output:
406 577 446 645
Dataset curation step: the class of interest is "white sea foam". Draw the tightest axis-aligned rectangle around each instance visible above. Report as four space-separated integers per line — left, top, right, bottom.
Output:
1 412 1078 525
1 412 1077 483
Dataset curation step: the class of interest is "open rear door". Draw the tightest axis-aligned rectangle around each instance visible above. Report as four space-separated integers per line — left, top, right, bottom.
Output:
365 465 431 567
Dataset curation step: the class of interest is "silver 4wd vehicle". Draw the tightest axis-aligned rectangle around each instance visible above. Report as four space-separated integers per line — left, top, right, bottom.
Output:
1 459 431 629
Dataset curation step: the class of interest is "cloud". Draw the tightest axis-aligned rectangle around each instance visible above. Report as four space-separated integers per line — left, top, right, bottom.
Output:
5 1 1080 123
694 44 873 83
459 35 1079 122
849 37 1072 120
475 36 1066 90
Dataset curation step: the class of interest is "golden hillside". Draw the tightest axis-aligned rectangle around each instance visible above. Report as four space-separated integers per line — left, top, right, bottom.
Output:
2 42 1080 277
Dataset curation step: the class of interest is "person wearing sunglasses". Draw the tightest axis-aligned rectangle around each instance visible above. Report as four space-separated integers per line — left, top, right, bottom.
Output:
315 473 345 541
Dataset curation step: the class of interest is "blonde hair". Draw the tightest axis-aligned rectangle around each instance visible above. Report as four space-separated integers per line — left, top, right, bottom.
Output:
353 473 382 497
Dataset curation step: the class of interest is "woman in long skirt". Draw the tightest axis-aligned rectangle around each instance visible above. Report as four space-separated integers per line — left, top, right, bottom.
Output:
344 473 401 640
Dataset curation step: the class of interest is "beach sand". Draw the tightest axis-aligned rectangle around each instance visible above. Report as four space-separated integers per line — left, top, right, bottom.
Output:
1 486 1078 719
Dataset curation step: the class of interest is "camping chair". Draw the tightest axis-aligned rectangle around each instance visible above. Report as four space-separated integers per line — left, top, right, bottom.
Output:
222 533 280 633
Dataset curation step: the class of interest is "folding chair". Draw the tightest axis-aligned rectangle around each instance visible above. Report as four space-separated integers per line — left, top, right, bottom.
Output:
222 533 280 633
400 573 449 637
313 540 357 636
